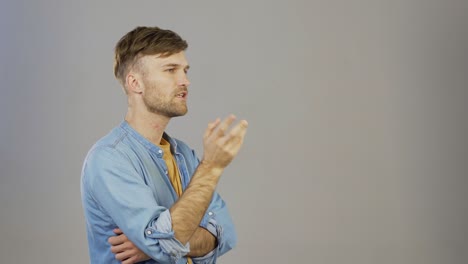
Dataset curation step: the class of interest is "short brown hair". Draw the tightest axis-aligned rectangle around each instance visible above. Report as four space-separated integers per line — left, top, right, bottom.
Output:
113 26 188 85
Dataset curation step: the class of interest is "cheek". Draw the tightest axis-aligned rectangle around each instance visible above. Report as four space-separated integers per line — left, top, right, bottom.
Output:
141 79 158 93
142 75 175 95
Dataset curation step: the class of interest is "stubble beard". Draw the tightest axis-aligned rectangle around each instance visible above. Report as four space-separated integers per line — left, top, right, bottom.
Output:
142 91 188 118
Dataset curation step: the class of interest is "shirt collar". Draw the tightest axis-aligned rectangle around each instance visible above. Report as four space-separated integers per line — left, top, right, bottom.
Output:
119 120 179 154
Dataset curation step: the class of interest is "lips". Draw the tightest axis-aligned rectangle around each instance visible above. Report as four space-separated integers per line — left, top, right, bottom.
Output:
176 91 188 99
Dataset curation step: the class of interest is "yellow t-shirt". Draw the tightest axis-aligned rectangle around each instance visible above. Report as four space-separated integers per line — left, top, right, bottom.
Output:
159 138 192 263
159 138 183 197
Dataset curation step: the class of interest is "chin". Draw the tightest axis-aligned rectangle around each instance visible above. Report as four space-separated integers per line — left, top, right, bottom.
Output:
169 109 188 118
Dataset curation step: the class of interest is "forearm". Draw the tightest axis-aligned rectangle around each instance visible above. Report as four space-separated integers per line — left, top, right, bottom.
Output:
171 116 247 247
170 161 222 244
186 227 217 257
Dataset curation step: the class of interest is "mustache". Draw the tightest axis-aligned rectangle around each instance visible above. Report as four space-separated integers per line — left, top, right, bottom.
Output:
174 89 188 94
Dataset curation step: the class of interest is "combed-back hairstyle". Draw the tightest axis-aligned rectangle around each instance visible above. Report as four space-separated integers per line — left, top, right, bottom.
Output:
113 26 188 85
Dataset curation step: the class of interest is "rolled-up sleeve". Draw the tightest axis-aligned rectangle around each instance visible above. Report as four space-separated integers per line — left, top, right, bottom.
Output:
177 147 237 264
84 146 189 263
145 210 190 260
191 192 237 264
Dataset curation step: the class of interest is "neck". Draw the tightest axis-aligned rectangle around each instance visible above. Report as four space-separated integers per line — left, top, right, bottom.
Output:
125 107 170 146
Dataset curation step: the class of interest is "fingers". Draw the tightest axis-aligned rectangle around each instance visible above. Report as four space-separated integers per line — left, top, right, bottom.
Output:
227 119 248 139
216 115 236 136
204 118 220 139
202 114 248 169
108 230 148 263
204 115 248 147
204 115 239 139
122 256 138 264
115 249 134 261
110 242 125 254
219 119 248 146
111 240 135 257
108 233 126 246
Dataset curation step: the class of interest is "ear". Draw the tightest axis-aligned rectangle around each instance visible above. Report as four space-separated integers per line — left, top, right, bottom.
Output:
125 72 143 94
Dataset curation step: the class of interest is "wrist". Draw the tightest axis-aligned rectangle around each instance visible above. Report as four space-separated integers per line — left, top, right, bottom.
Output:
199 159 224 176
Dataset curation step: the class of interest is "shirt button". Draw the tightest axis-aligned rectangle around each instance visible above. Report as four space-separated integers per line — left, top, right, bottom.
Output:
146 230 152 235
208 211 213 216
158 149 163 154
165 170 168 175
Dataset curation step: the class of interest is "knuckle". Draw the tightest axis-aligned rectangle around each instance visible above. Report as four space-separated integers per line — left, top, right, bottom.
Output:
226 151 234 159
229 130 237 137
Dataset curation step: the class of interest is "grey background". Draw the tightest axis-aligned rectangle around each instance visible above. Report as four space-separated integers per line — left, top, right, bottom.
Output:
1 0 467 263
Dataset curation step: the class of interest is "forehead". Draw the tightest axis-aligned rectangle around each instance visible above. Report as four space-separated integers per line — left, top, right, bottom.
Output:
143 51 189 67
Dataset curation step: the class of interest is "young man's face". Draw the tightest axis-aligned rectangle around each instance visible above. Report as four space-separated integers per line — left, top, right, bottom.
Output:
137 51 190 118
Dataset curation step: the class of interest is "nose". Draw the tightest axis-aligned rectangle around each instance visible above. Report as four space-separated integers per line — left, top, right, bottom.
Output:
178 72 190 87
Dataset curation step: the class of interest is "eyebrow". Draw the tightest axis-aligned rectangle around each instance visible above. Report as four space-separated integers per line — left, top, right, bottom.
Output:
162 63 190 70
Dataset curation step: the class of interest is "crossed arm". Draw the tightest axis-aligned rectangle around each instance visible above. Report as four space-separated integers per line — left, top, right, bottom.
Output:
108 116 247 263
109 226 215 263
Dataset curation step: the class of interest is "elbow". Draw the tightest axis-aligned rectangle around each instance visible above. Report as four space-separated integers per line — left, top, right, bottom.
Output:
227 231 237 250
219 228 237 256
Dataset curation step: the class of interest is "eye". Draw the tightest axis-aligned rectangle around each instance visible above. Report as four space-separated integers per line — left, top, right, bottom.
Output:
166 68 176 73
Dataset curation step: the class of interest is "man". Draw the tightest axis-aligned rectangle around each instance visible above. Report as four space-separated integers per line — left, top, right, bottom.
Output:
81 26 248 264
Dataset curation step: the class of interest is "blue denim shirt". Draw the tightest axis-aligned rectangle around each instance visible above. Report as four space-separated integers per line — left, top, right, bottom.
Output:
81 121 237 264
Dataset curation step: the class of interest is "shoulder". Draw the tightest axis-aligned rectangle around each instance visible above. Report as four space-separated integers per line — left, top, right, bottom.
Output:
82 126 132 179
87 126 128 159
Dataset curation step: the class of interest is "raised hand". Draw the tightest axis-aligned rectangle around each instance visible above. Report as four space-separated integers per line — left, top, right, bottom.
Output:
202 115 248 171
169 115 248 244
